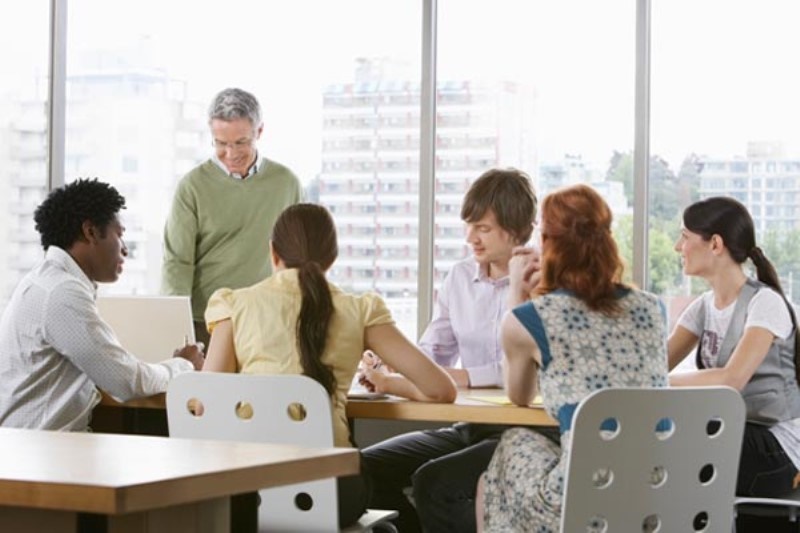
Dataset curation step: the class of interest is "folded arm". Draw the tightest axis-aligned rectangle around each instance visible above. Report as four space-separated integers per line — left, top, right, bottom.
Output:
363 323 457 403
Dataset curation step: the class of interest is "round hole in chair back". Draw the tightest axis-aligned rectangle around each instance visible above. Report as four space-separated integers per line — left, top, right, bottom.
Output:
654 417 674 440
287 402 307 422
592 467 614 489
692 511 709 531
186 398 204 417
649 465 668 488
294 492 314 511
705 417 723 437
642 513 661 532
587 515 608 533
598 417 620 440
698 463 715 485
235 401 253 420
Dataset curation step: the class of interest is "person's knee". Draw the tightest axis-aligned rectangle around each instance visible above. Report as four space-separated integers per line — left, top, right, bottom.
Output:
411 459 450 503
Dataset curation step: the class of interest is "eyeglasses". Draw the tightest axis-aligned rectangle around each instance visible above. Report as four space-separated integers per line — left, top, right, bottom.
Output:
212 138 255 152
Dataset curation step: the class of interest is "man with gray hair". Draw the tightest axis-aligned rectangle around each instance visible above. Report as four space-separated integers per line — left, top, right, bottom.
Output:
162 88 302 343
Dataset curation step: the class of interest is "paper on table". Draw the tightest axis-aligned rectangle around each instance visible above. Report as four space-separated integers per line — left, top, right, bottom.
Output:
348 374 388 400
347 388 388 400
468 395 543 407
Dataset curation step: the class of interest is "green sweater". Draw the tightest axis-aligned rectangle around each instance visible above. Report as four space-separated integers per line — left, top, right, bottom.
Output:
161 158 303 321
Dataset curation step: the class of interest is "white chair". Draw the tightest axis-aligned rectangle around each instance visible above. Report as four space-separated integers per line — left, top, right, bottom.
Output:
734 488 800 530
560 386 746 533
167 372 397 532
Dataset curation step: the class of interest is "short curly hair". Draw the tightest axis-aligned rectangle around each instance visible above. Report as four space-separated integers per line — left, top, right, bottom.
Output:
34 178 126 250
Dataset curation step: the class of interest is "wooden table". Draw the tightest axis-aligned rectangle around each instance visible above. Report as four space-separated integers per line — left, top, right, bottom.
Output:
100 388 557 427
0 427 358 533
347 388 556 426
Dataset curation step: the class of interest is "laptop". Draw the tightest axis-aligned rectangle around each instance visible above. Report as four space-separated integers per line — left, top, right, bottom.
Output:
96 295 195 363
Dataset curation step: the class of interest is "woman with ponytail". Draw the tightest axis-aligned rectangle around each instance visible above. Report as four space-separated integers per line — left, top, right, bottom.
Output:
202 204 456 528
669 196 800 503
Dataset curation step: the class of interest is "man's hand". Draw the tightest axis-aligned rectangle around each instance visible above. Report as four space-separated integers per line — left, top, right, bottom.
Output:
174 343 205 370
508 246 541 308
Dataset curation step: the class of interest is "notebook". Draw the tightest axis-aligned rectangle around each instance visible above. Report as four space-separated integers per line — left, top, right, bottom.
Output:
468 394 544 407
347 374 388 400
96 295 195 363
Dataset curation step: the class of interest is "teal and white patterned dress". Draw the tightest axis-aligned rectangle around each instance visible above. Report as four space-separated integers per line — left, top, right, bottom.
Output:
483 288 669 532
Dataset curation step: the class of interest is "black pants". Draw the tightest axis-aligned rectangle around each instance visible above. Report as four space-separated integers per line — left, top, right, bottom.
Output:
362 423 508 533
737 423 797 497
735 423 799 533
338 454 372 528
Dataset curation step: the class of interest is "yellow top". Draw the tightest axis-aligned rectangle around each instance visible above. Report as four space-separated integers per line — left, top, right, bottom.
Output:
205 269 394 447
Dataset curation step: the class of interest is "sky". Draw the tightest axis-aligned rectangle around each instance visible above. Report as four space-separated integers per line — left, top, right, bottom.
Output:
2 0 800 181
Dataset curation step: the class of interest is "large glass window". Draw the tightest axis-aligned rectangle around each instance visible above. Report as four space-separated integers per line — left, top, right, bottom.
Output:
0 2 50 312
13 1 800 344
652 0 800 337
437 0 635 285
66 0 421 336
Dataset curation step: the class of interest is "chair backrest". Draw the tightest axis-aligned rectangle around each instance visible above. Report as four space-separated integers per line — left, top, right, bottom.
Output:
167 372 338 531
97 295 194 363
560 386 745 533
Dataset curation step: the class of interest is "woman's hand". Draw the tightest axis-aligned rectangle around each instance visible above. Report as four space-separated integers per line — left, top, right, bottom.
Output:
358 350 389 393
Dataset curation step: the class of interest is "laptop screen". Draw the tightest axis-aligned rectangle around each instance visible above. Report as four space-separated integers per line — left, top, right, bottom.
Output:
96 296 195 363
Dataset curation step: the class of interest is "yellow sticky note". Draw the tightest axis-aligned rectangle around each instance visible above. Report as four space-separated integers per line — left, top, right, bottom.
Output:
468 395 543 407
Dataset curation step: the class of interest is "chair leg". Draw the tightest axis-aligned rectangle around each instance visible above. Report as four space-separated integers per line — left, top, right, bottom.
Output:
370 524 399 533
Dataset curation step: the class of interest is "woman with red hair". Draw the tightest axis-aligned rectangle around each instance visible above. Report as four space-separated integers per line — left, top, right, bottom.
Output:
477 184 669 532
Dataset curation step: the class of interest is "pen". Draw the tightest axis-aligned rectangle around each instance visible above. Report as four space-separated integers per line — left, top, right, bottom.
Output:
184 334 189 347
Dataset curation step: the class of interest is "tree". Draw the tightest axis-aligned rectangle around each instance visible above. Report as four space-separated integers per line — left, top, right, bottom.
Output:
676 153 701 207
604 151 683 221
648 223 682 295
613 215 682 294
761 228 800 304
606 151 634 205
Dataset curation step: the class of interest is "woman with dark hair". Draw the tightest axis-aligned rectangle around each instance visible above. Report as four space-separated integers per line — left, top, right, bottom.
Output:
476 184 669 532
669 196 800 501
202 203 456 527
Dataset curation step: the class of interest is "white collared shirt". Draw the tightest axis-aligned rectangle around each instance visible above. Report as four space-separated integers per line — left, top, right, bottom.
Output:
211 151 264 179
0 246 193 431
418 257 509 387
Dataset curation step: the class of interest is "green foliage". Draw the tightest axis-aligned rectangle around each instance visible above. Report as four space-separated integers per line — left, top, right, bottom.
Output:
607 151 634 204
605 151 691 221
761 228 800 304
613 215 682 294
613 214 634 285
605 151 703 297
648 226 682 294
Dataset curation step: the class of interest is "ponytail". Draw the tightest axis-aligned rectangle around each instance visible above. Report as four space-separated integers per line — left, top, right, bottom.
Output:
749 246 782 293
683 197 800 387
271 204 339 396
296 261 336 396
749 246 800 387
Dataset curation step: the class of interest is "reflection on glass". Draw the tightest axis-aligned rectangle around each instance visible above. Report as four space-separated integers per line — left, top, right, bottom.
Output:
66 0 421 337
652 0 800 341
0 2 49 313
437 0 635 288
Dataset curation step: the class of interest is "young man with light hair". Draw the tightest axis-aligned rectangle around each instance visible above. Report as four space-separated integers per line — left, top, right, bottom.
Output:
361 168 539 533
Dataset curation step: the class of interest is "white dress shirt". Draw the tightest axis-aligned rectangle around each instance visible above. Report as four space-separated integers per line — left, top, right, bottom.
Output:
0 246 193 431
418 257 509 387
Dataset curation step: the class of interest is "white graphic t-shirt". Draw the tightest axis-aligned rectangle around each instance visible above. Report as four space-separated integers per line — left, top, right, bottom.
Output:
677 284 800 469
678 287 793 368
